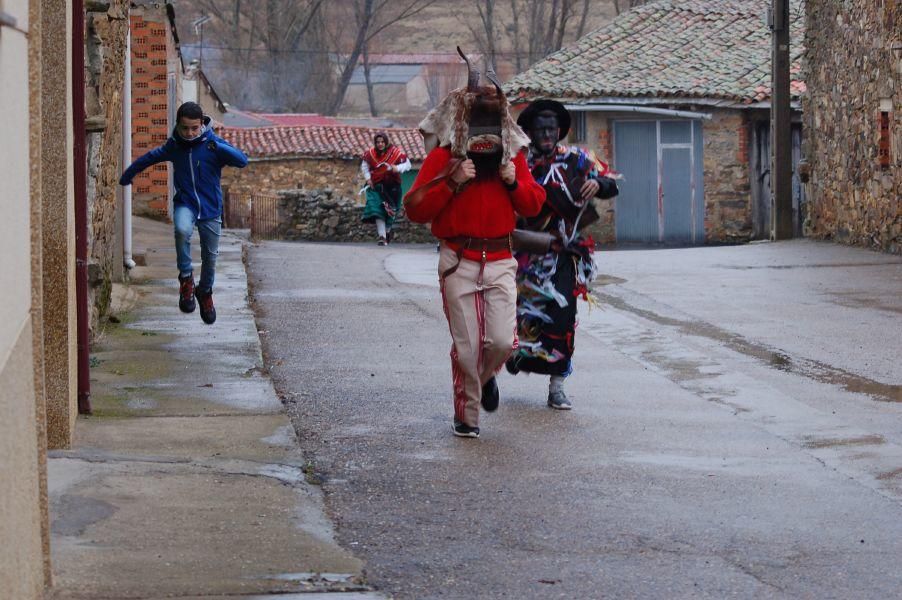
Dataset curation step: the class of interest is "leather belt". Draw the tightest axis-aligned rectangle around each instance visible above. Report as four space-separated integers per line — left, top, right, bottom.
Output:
440 235 512 281
443 235 512 253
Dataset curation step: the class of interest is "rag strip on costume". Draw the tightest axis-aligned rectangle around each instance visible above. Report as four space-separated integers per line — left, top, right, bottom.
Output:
509 145 609 377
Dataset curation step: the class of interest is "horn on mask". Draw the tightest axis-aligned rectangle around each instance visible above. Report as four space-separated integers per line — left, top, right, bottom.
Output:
457 46 480 91
485 61 504 97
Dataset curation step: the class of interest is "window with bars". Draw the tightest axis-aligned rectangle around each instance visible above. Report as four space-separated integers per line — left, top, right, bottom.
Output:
879 111 891 170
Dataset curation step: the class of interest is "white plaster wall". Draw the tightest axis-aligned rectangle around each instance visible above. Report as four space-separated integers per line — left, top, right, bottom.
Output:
0 1 46 597
0 0 33 348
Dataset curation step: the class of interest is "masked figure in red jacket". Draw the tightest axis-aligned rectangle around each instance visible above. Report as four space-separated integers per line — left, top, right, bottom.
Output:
404 49 546 439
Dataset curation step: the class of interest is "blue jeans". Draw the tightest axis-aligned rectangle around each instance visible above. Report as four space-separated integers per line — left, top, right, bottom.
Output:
173 204 221 292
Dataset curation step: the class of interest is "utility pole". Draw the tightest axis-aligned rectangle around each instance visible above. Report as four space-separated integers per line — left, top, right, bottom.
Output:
770 0 793 239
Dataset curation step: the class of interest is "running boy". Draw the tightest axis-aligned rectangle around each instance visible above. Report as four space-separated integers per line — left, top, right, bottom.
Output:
119 101 248 324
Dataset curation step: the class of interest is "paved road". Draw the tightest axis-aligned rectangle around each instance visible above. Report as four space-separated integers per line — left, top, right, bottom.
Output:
248 240 902 599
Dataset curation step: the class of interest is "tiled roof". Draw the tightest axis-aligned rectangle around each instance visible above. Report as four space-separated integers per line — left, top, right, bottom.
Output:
218 125 427 161
505 0 806 104
250 113 343 127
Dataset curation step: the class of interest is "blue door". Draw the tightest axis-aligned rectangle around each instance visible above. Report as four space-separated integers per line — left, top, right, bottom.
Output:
613 119 704 244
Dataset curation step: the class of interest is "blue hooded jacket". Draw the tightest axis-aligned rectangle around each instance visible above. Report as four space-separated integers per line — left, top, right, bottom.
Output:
119 116 248 221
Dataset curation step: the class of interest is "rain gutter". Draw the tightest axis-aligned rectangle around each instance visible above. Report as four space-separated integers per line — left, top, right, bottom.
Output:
74 0 91 414
123 27 135 269
564 104 712 120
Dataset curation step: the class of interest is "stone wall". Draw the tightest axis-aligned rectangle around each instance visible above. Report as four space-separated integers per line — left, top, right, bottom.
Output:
86 1 128 330
582 113 616 245
276 189 435 243
702 109 753 243
803 0 900 254
221 157 365 199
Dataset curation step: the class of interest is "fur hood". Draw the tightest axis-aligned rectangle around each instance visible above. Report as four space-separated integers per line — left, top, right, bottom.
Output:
418 86 531 164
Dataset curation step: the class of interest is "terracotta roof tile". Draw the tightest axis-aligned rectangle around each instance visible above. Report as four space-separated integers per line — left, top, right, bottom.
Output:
505 0 805 104
219 125 427 161
248 113 343 127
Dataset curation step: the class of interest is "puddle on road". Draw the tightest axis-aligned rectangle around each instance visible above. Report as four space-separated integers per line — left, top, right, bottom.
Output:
876 468 902 481
270 572 358 583
597 291 902 403
594 274 627 286
827 292 902 316
717 261 899 270
802 434 887 449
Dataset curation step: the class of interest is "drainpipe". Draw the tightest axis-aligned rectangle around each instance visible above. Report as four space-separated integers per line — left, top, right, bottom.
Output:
73 0 91 414
563 104 712 120
122 26 135 269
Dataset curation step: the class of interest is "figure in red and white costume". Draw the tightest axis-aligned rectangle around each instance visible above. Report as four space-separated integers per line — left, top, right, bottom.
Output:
360 133 411 245
404 49 546 438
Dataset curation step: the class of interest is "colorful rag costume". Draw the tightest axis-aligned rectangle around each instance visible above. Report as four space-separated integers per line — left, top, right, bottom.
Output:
508 143 618 377
360 133 411 231
404 49 546 434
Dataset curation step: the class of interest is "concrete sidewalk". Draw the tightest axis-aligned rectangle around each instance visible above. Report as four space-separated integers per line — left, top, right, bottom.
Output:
47 217 379 599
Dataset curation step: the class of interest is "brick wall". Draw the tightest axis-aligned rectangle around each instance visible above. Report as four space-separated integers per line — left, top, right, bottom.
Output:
130 8 174 219
803 0 900 254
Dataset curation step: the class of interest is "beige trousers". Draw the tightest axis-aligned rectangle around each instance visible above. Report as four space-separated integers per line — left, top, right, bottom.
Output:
438 245 518 427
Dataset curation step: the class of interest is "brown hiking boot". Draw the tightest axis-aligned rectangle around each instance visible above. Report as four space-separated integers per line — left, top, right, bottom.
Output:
195 287 216 324
178 274 196 313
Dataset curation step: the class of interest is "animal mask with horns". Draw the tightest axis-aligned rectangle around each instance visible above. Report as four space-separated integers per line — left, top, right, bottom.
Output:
417 47 530 172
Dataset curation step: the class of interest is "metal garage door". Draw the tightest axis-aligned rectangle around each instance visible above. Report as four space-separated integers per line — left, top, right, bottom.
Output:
613 119 704 244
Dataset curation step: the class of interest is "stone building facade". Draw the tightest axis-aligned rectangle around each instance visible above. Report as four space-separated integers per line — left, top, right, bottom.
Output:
218 125 427 238
702 110 754 243
129 1 181 218
803 0 900 254
86 1 129 327
575 109 755 245
221 156 363 200
506 0 806 246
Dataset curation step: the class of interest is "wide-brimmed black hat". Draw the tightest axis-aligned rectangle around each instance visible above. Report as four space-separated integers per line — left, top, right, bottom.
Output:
517 99 571 141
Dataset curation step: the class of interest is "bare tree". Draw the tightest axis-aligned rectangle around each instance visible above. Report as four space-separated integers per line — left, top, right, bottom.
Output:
466 0 595 74
362 42 379 117
186 0 332 112
324 0 440 115
422 63 465 110
612 0 650 15
463 0 499 70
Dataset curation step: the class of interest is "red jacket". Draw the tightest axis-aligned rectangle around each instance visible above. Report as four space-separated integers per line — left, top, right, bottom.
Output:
405 146 546 261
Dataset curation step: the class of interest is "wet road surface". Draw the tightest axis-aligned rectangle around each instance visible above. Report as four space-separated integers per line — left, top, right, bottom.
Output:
248 240 902 599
